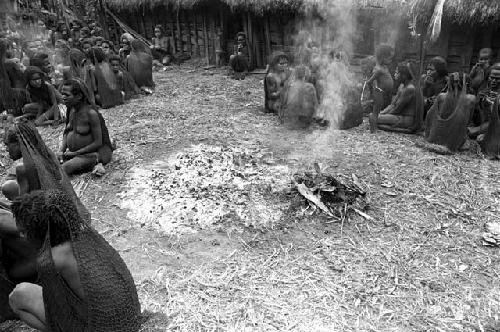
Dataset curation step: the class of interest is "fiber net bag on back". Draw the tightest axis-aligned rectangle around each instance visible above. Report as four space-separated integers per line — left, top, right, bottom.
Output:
425 76 472 152
425 94 471 151
18 191 141 331
94 63 123 109
14 120 91 224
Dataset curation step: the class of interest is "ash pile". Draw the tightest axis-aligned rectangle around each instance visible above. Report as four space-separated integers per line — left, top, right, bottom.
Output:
292 166 370 221
119 145 290 235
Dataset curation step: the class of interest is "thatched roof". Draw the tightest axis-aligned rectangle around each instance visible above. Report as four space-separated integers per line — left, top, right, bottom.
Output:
105 0 409 14
410 0 500 25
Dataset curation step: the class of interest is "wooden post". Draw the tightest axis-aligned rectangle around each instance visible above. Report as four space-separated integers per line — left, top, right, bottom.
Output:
264 17 271 62
247 12 254 69
176 7 182 53
139 8 147 38
169 7 177 53
210 12 216 64
254 19 262 68
202 12 210 64
184 10 192 56
193 12 200 57
280 17 285 49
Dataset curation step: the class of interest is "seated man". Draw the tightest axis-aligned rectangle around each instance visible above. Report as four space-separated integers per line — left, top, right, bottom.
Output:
468 63 500 139
59 78 114 176
229 32 250 80
150 25 174 67
470 48 492 95
109 54 141 100
375 62 423 133
264 52 291 114
422 56 448 115
9 190 141 331
282 65 318 128
424 73 476 153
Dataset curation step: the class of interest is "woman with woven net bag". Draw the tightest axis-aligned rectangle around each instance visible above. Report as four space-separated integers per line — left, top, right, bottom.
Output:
8 190 141 331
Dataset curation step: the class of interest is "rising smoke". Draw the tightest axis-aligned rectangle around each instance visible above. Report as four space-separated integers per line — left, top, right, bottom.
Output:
295 0 358 130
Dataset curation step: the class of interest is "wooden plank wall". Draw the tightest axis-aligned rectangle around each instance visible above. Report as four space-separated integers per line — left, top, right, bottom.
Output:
115 4 297 68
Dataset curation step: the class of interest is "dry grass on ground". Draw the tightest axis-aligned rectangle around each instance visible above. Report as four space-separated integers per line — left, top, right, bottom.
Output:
2 64 500 331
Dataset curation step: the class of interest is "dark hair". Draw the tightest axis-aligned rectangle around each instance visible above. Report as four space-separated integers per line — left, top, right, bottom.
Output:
12 190 79 245
88 46 106 64
396 62 413 81
81 38 92 47
375 44 393 63
101 40 113 47
430 56 447 77
24 66 45 82
62 79 84 97
3 125 17 144
108 54 121 63
295 65 307 80
479 48 493 58
269 51 289 68
30 52 49 65
154 25 163 31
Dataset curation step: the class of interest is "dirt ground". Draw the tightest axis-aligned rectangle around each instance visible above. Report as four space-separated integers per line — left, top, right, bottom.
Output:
3 65 500 332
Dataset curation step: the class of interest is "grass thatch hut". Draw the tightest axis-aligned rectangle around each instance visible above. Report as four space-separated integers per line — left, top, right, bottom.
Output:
103 0 410 68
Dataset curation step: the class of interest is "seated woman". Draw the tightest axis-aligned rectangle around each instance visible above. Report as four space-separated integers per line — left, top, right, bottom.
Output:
126 40 154 93
264 51 291 114
424 73 476 153
88 47 123 109
0 119 91 320
59 78 114 176
229 32 250 80
421 56 448 116
109 54 141 100
22 66 63 126
8 190 141 331
282 65 318 128
376 62 424 133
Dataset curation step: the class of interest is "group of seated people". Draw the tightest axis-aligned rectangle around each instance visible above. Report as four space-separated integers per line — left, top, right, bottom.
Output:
262 45 363 130
261 41 500 158
358 44 500 158
0 119 141 330
0 17 162 177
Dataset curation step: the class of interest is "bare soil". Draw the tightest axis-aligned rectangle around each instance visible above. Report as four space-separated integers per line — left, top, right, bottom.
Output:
3 65 500 331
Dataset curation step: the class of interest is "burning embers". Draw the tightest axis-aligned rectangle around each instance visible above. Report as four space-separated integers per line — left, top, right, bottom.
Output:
292 166 369 221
